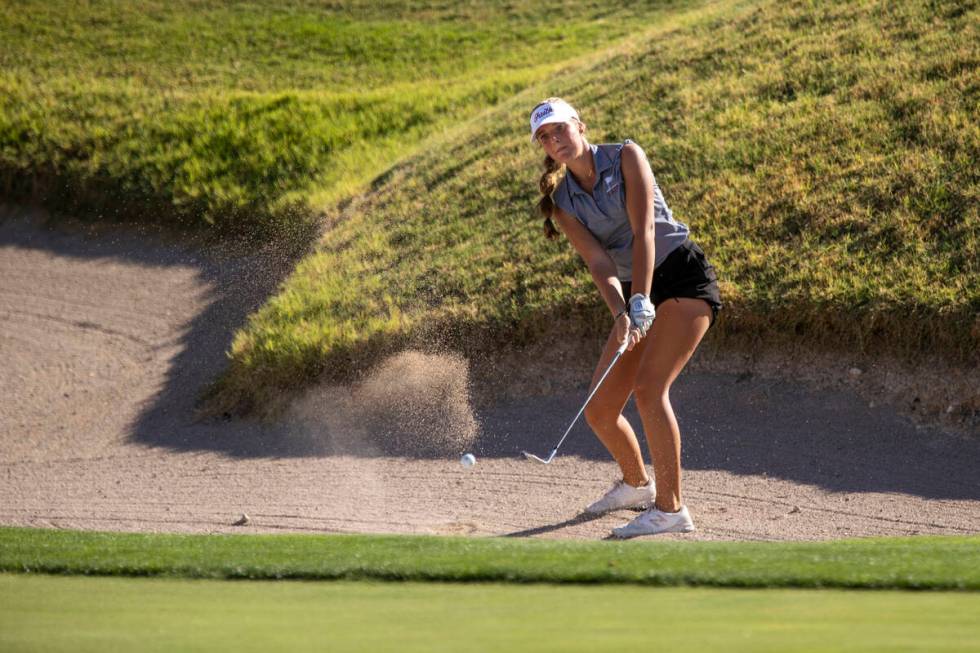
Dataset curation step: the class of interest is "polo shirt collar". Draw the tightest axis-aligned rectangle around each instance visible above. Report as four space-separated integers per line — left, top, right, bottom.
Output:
594 142 616 176
567 143 614 197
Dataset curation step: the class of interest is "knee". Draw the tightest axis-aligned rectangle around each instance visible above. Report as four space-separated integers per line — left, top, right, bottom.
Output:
584 402 619 431
633 380 670 409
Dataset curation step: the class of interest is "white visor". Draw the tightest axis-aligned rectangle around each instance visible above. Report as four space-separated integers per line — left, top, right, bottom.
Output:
529 99 579 144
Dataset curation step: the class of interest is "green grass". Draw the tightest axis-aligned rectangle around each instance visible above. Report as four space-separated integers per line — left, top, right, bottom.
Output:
0 0 691 239
208 0 979 415
2 528 978 590
4 529 978 649
2 575 979 652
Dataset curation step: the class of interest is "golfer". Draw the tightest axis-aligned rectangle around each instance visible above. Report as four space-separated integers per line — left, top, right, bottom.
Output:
529 98 722 537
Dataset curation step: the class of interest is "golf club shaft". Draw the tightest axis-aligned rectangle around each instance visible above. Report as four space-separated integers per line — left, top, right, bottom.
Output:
546 340 629 458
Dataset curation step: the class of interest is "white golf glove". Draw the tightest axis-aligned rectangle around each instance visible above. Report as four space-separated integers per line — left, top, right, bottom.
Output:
628 293 656 336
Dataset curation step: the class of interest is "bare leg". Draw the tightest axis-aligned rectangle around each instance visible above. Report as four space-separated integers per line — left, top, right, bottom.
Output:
632 298 712 512
583 330 651 487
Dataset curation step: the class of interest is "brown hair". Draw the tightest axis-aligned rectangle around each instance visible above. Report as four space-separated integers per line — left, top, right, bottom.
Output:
538 154 564 240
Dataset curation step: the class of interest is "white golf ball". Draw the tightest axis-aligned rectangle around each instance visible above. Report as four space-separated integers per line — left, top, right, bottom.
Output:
460 453 476 468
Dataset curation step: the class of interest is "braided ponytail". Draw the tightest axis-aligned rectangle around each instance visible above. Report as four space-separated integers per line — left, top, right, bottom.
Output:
537 154 564 240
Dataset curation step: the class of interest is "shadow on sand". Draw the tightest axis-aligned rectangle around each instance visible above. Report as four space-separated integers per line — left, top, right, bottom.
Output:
502 512 608 538
479 379 980 502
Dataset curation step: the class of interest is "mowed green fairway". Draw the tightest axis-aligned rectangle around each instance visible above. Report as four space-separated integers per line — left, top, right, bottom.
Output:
2 574 978 652
2 530 978 650
4 528 979 589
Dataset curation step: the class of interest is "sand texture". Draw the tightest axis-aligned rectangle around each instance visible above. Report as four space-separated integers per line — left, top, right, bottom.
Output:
1 211 978 541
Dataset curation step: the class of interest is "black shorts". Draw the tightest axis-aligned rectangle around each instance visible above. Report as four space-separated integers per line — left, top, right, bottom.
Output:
622 239 722 325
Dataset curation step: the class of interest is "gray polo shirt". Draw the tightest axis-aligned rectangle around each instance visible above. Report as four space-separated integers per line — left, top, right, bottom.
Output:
553 139 688 282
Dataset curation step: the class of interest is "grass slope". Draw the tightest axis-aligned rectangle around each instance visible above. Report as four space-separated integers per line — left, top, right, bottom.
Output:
0 0 685 239
211 0 978 415
2 528 978 590
3 575 979 652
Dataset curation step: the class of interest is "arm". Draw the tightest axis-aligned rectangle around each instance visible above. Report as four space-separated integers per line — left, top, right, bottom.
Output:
552 206 628 318
621 142 656 297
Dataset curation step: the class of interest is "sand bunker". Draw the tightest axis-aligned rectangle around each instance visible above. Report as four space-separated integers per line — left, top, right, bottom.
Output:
2 213 977 540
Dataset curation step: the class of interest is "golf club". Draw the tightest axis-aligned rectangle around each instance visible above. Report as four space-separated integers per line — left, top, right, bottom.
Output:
522 339 630 464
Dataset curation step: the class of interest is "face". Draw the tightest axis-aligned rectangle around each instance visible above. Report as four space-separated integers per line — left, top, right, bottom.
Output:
534 120 586 162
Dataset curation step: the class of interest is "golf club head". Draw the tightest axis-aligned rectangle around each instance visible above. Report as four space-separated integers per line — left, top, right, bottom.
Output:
521 450 554 464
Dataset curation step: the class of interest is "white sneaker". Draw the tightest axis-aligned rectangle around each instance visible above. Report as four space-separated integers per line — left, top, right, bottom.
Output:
611 505 696 538
584 479 655 515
